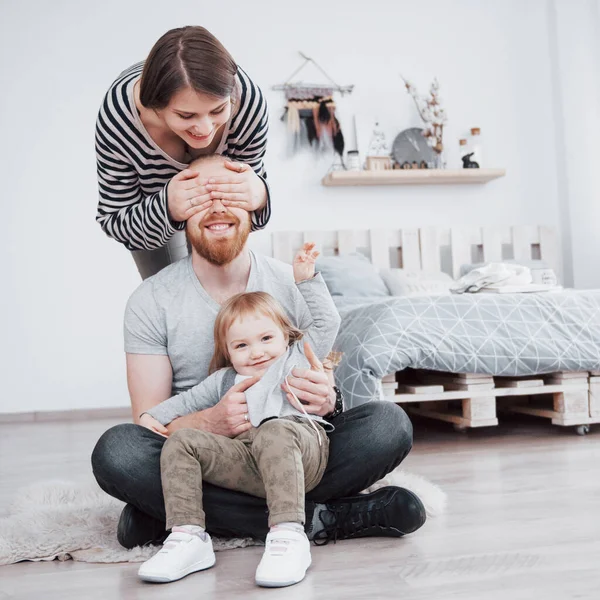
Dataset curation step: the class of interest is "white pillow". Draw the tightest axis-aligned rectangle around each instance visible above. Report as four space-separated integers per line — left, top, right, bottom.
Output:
379 268 454 297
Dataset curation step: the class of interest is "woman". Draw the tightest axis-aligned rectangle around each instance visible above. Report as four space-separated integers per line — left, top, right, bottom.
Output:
95 26 270 279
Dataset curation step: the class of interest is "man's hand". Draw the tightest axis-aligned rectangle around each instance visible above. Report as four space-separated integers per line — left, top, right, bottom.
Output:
168 376 259 437
282 342 336 417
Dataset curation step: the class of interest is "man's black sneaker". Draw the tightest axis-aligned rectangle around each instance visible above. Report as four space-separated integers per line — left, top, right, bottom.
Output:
313 486 426 545
117 504 168 549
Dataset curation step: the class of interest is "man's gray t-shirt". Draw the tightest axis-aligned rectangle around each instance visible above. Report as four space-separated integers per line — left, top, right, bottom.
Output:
124 252 312 395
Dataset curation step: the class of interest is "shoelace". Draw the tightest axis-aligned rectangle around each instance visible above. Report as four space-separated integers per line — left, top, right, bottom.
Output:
285 368 323 446
313 499 390 546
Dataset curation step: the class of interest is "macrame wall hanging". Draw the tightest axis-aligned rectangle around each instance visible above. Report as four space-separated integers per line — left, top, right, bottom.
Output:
274 52 354 160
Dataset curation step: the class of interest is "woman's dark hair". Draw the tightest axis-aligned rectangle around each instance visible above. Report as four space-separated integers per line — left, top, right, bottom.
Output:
140 26 238 109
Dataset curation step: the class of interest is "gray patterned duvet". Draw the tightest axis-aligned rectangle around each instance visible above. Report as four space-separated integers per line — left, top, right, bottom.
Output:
332 291 600 408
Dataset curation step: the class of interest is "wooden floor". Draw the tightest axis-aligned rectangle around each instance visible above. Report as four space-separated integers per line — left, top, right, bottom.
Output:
1 415 599 600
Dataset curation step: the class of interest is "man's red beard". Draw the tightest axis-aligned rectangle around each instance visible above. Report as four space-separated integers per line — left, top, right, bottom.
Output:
187 212 251 266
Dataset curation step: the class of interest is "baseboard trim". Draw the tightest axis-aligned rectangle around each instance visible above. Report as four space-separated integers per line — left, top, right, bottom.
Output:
0 407 131 424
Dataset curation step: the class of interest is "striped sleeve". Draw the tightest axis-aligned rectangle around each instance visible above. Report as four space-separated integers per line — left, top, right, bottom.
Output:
228 68 271 231
95 98 184 252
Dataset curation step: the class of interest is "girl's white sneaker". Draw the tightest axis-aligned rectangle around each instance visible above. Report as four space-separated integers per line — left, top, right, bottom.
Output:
255 528 311 587
138 529 215 583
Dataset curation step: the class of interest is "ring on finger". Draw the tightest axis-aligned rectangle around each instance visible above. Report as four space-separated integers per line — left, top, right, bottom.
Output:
189 198 194 208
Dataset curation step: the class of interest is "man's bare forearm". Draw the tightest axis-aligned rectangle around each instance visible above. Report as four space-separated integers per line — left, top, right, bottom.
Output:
127 354 173 425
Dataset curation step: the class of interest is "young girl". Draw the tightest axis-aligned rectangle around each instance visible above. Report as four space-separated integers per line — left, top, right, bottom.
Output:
137 243 341 587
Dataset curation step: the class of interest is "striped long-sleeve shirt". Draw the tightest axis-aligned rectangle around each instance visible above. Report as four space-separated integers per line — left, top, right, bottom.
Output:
95 62 270 251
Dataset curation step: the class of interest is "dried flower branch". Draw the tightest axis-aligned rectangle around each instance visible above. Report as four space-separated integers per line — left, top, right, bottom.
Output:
401 76 447 155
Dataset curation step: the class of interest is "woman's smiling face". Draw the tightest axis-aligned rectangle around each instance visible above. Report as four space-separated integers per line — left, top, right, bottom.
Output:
161 87 232 148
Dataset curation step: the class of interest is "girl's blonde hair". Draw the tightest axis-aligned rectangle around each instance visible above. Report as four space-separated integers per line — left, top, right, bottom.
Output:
209 292 304 374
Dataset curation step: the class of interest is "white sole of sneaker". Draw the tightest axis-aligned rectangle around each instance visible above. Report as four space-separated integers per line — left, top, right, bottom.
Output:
255 558 311 588
138 554 216 583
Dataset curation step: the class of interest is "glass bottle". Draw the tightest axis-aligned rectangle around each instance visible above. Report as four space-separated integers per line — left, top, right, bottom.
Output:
470 127 483 168
346 150 361 171
459 138 469 168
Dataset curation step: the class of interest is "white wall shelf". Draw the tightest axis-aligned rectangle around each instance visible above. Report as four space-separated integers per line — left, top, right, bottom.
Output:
321 168 506 186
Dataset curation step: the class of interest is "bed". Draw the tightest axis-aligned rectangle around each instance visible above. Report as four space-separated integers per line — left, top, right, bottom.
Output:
250 225 600 434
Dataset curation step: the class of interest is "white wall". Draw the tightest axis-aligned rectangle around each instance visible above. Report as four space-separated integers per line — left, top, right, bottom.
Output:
550 0 600 289
0 0 591 414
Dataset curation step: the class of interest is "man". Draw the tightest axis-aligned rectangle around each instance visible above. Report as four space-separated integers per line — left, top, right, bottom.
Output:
91 155 425 548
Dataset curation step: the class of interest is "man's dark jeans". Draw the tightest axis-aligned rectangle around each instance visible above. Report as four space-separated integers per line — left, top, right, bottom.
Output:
91 402 413 540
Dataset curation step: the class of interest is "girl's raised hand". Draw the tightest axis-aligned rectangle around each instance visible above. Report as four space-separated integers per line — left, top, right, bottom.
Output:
293 242 320 283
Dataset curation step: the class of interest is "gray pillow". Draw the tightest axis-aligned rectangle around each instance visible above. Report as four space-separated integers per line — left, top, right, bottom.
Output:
316 253 390 297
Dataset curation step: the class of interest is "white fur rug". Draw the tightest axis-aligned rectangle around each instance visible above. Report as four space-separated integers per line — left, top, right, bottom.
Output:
0 468 446 565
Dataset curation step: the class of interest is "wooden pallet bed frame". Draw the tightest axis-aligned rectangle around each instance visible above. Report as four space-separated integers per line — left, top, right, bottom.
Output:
250 225 598 435
382 370 600 435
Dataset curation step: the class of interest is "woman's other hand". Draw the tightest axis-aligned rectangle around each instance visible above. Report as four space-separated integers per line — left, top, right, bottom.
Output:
204 160 267 213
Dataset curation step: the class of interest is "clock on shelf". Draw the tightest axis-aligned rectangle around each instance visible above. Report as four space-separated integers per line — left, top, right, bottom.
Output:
391 127 436 168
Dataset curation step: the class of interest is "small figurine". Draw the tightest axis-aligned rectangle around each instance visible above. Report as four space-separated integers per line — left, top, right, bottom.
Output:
419 160 429 169
461 152 480 169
